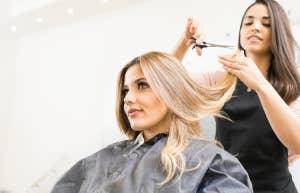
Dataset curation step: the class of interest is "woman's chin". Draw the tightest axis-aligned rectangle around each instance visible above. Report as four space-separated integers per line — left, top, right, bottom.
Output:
131 128 144 132
130 124 146 132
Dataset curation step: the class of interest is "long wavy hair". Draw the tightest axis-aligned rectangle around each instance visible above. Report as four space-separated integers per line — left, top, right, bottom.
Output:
116 51 236 185
238 0 300 103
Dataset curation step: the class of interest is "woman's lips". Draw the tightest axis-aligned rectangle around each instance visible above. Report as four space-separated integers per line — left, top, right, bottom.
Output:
128 109 142 117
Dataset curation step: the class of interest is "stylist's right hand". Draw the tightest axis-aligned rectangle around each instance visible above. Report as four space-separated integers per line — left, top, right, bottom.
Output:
184 17 204 56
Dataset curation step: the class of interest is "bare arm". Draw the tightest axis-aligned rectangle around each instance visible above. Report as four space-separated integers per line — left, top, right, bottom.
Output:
219 52 300 154
288 67 300 164
172 35 191 61
172 18 203 61
256 82 300 154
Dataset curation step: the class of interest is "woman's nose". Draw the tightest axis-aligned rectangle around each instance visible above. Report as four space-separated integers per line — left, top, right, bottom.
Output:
124 90 137 104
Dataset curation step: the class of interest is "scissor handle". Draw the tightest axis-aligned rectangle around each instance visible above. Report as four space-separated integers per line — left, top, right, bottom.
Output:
192 44 207 49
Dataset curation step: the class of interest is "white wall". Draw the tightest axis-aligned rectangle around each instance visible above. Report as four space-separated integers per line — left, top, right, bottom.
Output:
0 0 299 192
0 39 17 193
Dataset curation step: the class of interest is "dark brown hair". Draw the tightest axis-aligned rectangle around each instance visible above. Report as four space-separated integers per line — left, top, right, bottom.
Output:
238 0 300 104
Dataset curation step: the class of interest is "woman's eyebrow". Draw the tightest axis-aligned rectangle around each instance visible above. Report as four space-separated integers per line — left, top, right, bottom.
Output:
134 78 147 83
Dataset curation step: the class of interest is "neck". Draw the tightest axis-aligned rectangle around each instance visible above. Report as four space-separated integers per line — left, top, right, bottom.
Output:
143 116 170 141
247 52 272 77
143 130 167 142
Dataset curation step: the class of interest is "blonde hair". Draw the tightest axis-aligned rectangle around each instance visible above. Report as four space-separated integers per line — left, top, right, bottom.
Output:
116 51 236 185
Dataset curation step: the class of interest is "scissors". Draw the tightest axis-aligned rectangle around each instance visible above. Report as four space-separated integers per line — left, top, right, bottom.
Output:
190 36 235 49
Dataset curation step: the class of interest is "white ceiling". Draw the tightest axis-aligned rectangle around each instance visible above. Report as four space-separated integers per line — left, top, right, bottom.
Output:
0 0 148 38
9 0 56 17
0 0 299 39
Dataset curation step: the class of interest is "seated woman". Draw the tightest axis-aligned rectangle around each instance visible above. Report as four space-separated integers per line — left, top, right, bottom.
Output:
51 51 253 193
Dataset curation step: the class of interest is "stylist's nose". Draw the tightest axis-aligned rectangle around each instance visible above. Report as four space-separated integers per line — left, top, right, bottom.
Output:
251 21 261 32
124 90 136 105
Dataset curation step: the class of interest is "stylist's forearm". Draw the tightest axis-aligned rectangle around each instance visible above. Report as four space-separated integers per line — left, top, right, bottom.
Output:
256 82 300 153
172 36 190 61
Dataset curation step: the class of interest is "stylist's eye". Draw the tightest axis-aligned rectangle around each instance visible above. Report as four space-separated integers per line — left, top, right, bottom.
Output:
137 82 149 90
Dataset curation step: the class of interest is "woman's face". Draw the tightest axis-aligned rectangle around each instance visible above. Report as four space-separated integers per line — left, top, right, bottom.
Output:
123 64 169 132
240 3 272 55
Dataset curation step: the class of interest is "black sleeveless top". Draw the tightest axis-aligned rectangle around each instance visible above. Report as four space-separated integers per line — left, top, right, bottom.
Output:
215 80 297 193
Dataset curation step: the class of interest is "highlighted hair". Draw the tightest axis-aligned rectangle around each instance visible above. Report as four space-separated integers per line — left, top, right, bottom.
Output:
116 51 236 185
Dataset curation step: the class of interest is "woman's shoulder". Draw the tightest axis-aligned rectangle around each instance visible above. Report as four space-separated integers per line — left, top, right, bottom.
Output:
51 140 133 193
187 138 240 163
187 138 252 191
64 140 133 179
84 139 133 162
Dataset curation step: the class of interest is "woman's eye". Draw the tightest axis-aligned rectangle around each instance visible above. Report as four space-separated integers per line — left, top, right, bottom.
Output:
122 88 129 95
244 22 252 26
138 82 149 90
263 23 271 27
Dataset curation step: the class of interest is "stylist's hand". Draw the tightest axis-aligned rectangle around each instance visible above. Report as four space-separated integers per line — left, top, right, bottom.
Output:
218 50 268 91
183 17 204 56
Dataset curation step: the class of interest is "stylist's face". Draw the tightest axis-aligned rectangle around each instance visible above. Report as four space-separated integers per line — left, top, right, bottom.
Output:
123 64 168 132
240 3 271 55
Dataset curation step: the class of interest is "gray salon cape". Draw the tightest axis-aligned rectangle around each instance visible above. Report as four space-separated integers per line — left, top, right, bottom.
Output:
51 133 253 193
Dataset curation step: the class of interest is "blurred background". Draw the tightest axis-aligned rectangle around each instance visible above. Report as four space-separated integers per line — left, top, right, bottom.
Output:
0 0 299 192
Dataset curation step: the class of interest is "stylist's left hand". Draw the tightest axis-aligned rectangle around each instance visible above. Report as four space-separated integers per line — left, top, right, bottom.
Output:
218 50 268 92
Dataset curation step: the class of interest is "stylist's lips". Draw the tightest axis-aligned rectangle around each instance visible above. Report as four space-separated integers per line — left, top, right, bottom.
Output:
248 35 263 41
128 108 142 117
